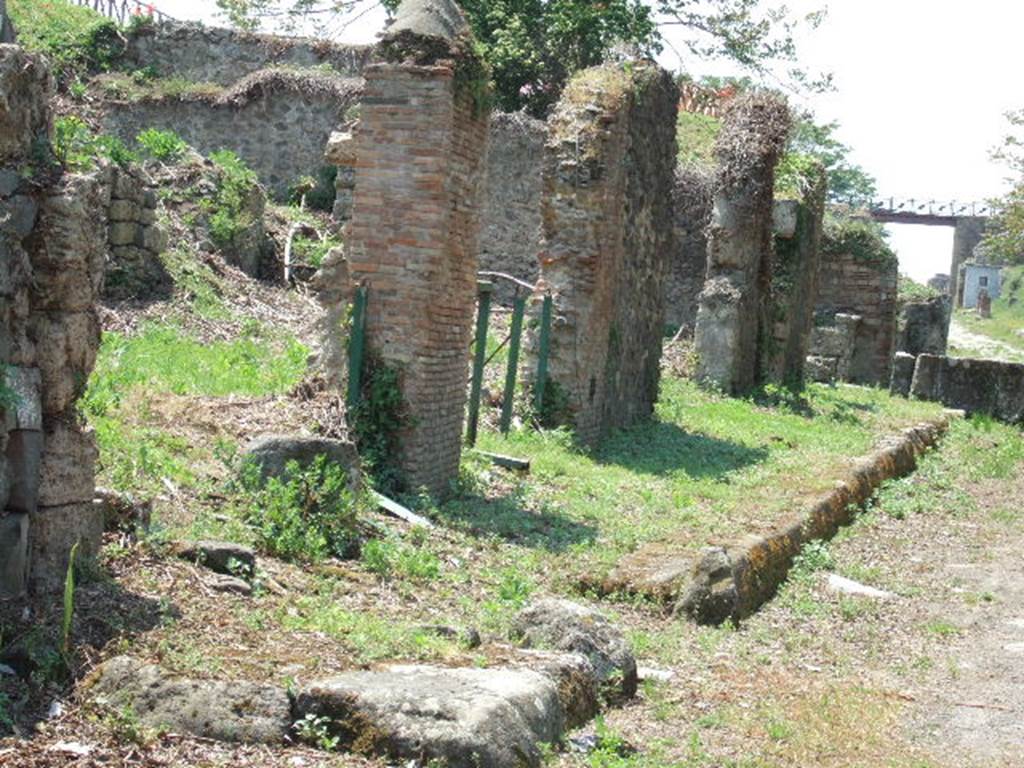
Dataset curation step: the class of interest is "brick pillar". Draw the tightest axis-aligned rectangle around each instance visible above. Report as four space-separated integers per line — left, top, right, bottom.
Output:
694 94 791 394
344 2 489 496
535 62 678 446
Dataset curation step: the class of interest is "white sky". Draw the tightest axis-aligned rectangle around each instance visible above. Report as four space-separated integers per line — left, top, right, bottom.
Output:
160 0 1023 282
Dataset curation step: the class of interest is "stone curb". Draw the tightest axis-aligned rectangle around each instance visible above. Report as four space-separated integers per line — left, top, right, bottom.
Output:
594 417 950 625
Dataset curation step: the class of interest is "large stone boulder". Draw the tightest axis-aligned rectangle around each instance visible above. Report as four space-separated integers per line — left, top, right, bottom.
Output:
511 598 638 700
89 656 292 743
241 435 360 487
295 664 566 768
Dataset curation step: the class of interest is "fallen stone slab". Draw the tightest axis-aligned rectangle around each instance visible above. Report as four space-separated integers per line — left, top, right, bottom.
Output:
593 418 949 625
512 599 637 700
295 664 573 768
826 573 895 600
241 435 361 488
88 656 291 744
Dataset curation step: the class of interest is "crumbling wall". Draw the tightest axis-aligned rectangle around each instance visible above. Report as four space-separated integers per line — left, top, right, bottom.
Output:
693 94 791 393
896 295 950 356
101 72 361 198
1 46 105 596
766 169 827 385
535 62 678 445
815 245 898 386
343 0 490 496
911 354 1024 423
479 111 546 304
104 167 169 300
665 166 714 332
805 312 861 383
121 21 371 85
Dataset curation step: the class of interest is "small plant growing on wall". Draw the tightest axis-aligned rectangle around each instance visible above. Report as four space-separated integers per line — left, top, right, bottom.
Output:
136 128 188 163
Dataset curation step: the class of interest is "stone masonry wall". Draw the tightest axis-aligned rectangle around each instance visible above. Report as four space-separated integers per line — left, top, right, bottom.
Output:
694 94 791 394
479 111 546 305
535 62 678 446
104 167 169 301
101 74 361 198
815 249 898 385
343 2 490 497
1 45 105 596
766 171 827 385
896 295 950 357
911 354 1024 423
122 21 371 85
666 166 714 332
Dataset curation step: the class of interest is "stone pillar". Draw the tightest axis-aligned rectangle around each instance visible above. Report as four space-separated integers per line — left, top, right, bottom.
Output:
890 351 917 397
897 295 950 356
909 353 942 402
343 0 489 497
694 94 791 394
950 216 986 306
766 165 827 385
535 61 678 446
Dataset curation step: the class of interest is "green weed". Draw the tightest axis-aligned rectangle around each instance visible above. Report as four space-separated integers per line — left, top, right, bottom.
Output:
136 128 188 162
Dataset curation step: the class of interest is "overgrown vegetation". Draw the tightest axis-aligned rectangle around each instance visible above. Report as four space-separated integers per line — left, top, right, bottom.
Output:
351 359 406 495
136 128 189 162
206 150 260 250
7 0 124 80
238 456 364 563
822 211 897 268
898 274 943 303
52 116 137 171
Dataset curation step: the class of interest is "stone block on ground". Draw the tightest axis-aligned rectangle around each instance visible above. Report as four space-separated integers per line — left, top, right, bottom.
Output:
295 664 567 768
89 656 291 744
241 435 360 488
511 598 637 700
28 502 104 592
890 351 917 397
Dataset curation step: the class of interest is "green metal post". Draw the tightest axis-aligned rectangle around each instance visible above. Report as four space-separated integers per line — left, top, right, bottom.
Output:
534 294 553 413
346 285 368 409
500 294 526 434
466 281 493 446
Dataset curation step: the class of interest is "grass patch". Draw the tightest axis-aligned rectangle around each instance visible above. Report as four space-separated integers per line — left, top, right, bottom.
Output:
8 0 123 79
677 111 721 169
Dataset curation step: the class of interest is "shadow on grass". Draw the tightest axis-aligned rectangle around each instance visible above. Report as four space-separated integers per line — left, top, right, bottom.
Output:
596 420 769 479
0 569 169 737
435 486 597 552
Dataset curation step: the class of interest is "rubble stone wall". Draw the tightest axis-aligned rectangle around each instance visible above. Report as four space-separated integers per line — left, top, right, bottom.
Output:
344 44 490 496
535 62 678 445
121 21 371 85
694 94 791 394
666 166 714 332
101 77 361 198
479 111 546 304
104 167 169 300
815 250 898 386
911 354 1024 423
1 46 105 596
805 313 861 383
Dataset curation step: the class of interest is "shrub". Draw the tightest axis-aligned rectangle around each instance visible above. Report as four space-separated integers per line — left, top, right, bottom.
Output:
360 538 440 580
136 128 188 162
52 116 138 170
240 456 363 563
207 150 259 249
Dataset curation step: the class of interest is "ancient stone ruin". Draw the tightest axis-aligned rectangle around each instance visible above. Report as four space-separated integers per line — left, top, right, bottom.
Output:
811 231 899 386
911 354 1024 423
533 61 678 444
342 0 490 496
693 93 791 393
666 166 715 332
1 45 106 596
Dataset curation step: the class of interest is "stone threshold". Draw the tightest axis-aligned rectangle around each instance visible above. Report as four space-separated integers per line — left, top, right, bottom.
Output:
592 416 952 625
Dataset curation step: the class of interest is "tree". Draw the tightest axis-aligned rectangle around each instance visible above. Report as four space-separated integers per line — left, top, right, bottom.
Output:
786 116 877 206
217 0 825 113
981 110 1024 264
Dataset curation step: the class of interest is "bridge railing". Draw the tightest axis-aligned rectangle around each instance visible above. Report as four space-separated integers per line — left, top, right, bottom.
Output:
869 197 991 218
70 0 175 25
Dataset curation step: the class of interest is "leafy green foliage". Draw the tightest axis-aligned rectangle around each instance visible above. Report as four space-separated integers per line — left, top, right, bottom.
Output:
676 111 721 169
898 275 943 303
292 232 341 269
982 110 1024 264
136 128 188 162
774 151 824 202
52 117 138 171
238 456 363 563
7 0 124 80
822 211 896 268
784 116 878 205
360 537 441 581
206 150 259 250
290 166 337 212
352 359 405 494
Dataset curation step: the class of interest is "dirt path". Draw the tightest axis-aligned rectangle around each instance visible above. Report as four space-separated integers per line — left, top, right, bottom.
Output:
948 317 1024 361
